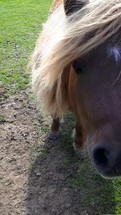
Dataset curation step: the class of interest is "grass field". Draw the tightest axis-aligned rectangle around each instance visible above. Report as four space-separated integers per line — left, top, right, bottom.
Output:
0 0 51 95
0 0 121 214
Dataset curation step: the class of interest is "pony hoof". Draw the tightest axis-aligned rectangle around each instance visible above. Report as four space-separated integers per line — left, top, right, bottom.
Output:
73 142 85 160
48 131 60 141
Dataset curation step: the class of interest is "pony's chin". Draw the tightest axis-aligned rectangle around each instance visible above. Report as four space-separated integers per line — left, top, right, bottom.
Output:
91 162 121 179
91 165 121 179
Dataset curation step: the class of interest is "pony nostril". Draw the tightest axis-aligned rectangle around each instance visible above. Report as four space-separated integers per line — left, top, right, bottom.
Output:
92 145 121 177
93 147 109 168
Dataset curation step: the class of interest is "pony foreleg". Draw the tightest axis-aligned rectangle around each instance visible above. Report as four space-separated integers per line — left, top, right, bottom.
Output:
73 119 86 160
48 117 60 141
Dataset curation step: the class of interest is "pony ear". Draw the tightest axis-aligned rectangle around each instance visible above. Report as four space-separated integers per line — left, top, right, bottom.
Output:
64 0 87 16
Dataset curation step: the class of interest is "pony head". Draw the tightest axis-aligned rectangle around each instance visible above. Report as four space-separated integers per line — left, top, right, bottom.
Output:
31 0 121 178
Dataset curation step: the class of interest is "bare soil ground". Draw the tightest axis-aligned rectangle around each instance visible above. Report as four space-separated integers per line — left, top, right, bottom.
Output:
0 91 81 215
0 91 117 215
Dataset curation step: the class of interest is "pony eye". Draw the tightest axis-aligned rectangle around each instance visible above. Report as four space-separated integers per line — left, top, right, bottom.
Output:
72 60 83 74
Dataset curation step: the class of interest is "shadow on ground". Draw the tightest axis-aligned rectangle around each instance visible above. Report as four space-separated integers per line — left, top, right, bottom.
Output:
26 113 116 215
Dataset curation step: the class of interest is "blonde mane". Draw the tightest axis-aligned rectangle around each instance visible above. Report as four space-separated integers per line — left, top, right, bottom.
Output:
31 0 121 117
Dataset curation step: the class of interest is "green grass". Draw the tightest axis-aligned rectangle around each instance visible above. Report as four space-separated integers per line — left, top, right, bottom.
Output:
62 113 121 215
71 159 121 214
0 0 51 95
0 114 5 123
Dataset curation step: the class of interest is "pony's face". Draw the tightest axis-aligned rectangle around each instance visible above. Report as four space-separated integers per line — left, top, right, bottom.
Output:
33 0 121 178
62 2 121 178
73 39 121 178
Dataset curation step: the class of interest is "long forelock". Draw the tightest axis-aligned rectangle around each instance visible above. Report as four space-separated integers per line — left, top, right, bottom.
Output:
31 0 121 116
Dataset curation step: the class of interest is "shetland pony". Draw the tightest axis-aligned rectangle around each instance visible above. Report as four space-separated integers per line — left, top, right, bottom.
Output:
31 0 121 178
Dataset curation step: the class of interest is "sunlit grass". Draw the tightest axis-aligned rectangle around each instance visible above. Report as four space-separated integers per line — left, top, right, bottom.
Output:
0 0 51 94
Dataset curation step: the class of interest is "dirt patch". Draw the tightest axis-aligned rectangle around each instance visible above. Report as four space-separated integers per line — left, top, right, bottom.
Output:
0 91 116 215
0 91 37 214
0 91 81 215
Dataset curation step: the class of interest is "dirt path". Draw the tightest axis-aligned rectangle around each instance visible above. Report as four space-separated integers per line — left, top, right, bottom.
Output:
0 91 36 214
0 91 80 215
0 91 116 215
